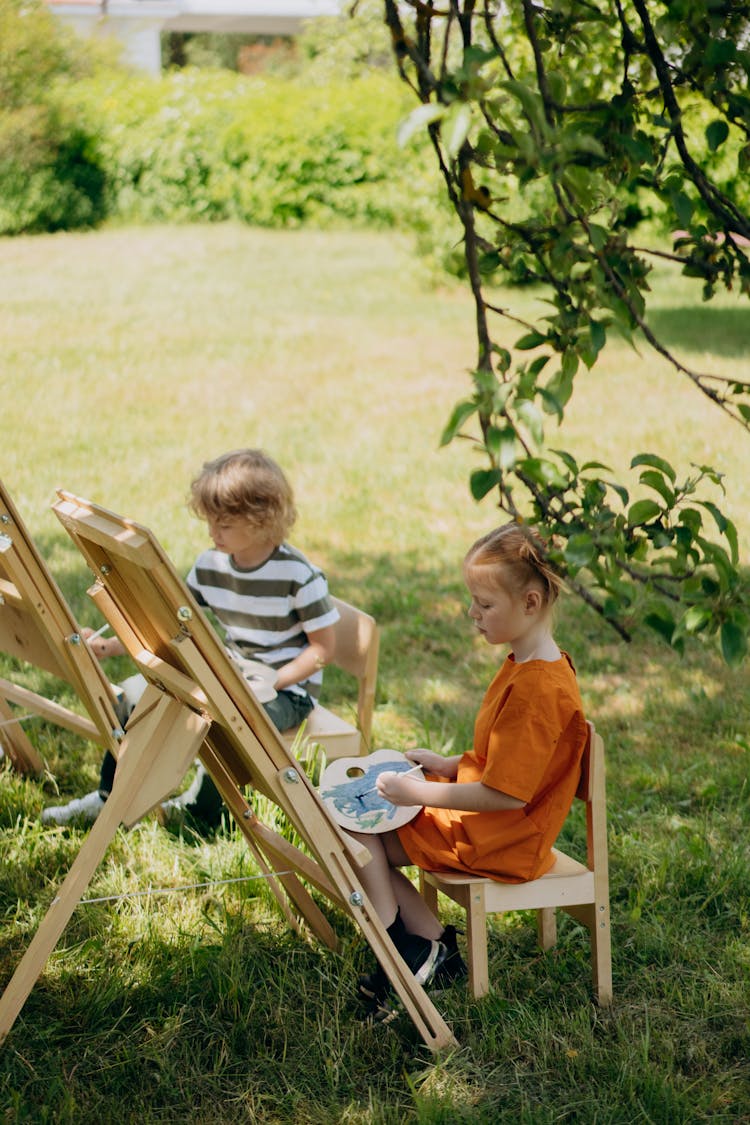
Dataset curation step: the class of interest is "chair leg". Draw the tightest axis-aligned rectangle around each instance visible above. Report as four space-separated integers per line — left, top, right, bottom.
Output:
420 873 439 916
536 906 557 950
591 901 613 1006
464 884 489 998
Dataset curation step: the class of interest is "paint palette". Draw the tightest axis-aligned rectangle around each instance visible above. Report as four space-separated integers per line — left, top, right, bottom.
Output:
319 749 424 834
226 654 278 702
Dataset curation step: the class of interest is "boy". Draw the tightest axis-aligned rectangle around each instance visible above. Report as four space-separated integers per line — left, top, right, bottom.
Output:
42 449 338 830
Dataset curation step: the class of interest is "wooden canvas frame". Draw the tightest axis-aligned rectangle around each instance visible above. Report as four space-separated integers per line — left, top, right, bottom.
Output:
0 482 123 773
0 491 455 1052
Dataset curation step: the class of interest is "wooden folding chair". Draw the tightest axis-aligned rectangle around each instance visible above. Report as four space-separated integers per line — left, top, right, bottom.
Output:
0 491 456 1053
0 482 123 773
281 596 379 762
420 721 612 1005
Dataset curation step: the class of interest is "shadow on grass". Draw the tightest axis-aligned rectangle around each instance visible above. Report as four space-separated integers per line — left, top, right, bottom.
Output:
1 528 749 1118
647 305 750 359
7 525 749 789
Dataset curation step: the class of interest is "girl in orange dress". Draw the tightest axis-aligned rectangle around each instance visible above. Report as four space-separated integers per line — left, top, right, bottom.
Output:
352 522 587 1022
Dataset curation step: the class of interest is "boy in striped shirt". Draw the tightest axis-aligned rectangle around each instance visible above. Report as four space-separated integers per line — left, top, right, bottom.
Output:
42 449 339 830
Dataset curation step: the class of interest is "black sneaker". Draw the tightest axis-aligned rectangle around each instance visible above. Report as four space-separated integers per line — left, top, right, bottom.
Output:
396 928 446 986
358 936 446 1003
432 924 467 988
358 963 389 1002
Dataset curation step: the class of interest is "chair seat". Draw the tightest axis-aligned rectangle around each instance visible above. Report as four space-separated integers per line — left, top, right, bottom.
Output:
423 848 595 911
281 703 361 760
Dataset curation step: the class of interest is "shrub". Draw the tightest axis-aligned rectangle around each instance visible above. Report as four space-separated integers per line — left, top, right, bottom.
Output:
65 68 440 230
0 0 107 234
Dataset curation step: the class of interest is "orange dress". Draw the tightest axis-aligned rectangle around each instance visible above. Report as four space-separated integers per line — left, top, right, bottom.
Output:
397 653 587 883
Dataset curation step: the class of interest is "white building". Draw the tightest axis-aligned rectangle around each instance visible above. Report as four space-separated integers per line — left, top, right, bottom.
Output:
45 1 343 75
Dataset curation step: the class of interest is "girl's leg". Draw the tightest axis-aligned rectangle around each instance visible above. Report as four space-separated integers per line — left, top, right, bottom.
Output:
352 830 447 1010
379 831 443 938
351 830 443 939
390 869 442 940
348 830 400 923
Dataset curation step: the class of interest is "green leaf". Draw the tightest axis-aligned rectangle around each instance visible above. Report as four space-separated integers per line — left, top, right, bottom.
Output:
580 460 612 473
519 457 567 490
679 508 703 534
546 70 566 103
588 223 608 251
696 500 728 534
442 102 472 159
590 319 606 354
502 79 546 131
639 470 675 506
497 427 518 470
515 398 545 446
528 354 551 377
630 453 677 483
397 102 445 148
720 620 747 666
683 605 711 634
706 119 730 153
470 467 501 500
516 331 547 350
671 190 693 228
561 349 579 380
628 499 661 525
564 533 596 568
440 399 476 446
607 481 630 507
544 369 574 414
644 610 675 644
550 448 579 475
485 424 517 469
724 519 739 565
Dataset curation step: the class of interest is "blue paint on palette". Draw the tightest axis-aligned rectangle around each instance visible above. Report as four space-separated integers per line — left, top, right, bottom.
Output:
321 760 417 831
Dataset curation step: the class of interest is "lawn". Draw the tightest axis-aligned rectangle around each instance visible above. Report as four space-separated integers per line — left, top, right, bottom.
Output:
0 224 748 1122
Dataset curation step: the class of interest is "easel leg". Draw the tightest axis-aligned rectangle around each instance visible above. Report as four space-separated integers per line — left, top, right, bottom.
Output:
0 778 136 1044
201 744 338 950
0 690 210 1046
0 697 43 774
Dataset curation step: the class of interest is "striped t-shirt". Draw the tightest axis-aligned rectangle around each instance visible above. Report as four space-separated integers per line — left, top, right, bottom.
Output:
186 543 339 699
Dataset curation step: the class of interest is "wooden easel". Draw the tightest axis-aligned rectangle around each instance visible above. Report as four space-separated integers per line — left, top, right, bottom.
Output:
0 482 123 773
0 491 456 1053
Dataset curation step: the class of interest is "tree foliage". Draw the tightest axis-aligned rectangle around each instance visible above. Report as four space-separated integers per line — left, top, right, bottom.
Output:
375 0 750 662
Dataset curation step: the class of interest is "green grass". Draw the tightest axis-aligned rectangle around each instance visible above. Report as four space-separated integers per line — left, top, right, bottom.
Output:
0 224 748 1123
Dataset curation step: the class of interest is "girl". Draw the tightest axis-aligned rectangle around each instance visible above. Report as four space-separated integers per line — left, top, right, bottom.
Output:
352 522 587 1022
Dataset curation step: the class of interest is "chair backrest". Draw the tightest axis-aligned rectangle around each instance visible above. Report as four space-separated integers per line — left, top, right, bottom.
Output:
575 722 593 802
329 596 379 745
576 720 608 877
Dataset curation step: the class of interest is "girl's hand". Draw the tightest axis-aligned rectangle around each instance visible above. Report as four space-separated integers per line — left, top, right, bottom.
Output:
405 748 459 779
376 771 424 808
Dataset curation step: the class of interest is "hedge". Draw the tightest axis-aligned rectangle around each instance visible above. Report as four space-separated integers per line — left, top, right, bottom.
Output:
56 68 439 231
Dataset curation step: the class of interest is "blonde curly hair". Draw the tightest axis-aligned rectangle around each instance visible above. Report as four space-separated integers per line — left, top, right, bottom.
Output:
189 449 297 544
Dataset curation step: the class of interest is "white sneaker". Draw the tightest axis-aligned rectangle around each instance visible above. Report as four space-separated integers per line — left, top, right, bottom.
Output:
41 790 105 825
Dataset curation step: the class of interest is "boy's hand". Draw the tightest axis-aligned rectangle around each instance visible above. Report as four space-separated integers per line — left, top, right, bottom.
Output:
80 627 123 661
